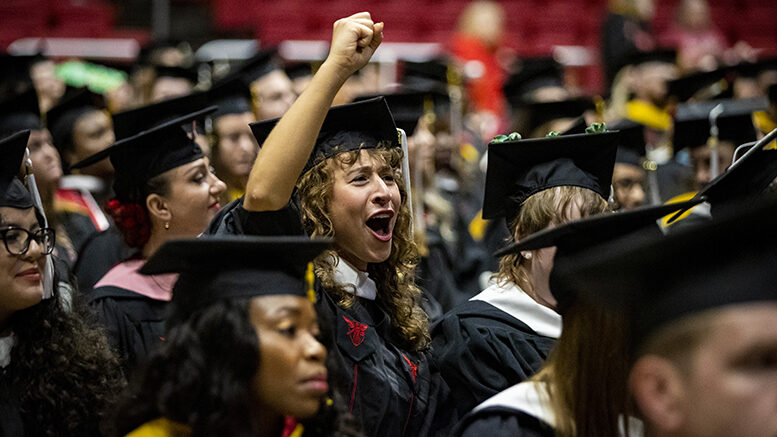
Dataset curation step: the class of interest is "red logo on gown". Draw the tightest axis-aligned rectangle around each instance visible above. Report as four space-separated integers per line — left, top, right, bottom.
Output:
343 316 368 347
402 354 418 381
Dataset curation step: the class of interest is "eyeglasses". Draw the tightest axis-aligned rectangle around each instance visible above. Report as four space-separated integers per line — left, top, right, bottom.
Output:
0 227 55 256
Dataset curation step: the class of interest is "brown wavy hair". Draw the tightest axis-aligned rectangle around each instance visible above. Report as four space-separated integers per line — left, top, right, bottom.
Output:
532 299 633 437
494 186 609 299
296 145 429 351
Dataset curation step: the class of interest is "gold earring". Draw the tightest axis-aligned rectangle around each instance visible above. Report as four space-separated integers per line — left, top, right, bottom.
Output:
164 222 170 230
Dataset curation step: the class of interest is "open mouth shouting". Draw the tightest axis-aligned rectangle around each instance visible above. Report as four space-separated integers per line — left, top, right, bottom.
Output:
366 210 395 242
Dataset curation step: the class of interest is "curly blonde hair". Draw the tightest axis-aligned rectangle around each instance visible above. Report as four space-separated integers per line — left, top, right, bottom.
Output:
296 145 430 351
494 186 610 298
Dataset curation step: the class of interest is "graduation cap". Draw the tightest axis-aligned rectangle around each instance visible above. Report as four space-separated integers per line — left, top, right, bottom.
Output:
496 199 703 312
733 57 777 79
667 128 777 222
482 131 619 220
154 65 198 84
141 236 332 313
285 62 315 80
70 107 214 202
401 59 452 93
0 53 36 96
46 87 107 156
208 74 253 118
112 91 209 140
621 48 677 70
672 98 766 151
0 130 33 209
666 67 733 103
0 88 41 138
610 119 647 167
515 97 596 136
503 56 564 102
236 49 281 84
549 197 777 349
353 90 450 134
249 97 399 173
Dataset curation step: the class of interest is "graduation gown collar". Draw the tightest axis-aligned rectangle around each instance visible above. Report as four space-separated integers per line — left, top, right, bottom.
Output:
94 259 177 301
334 256 377 300
470 282 562 339
474 380 557 428
0 330 15 368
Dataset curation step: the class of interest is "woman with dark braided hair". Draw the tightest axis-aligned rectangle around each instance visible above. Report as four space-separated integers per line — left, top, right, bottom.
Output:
114 237 360 437
0 131 125 436
70 108 226 376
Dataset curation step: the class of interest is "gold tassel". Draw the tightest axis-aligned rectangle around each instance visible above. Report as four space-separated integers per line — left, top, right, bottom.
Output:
306 262 316 303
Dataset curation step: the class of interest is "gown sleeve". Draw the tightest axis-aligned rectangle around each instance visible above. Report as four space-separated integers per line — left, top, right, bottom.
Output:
205 197 306 237
431 301 556 418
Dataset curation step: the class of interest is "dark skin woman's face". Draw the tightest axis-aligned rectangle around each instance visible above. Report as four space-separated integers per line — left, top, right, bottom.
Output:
250 295 327 421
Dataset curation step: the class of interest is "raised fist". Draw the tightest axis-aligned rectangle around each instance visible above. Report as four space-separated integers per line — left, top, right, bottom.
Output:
325 12 384 77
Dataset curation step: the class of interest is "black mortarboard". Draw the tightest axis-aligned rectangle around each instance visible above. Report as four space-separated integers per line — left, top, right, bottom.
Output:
0 130 33 209
141 236 331 312
112 91 209 140
496 199 703 312
0 53 35 97
46 87 107 157
285 62 315 80
208 75 253 118
237 49 281 84
550 199 777 349
154 65 198 84
401 59 451 93
622 48 677 69
733 57 777 79
667 67 733 102
70 108 213 202
667 128 777 221
249 97 400 173
503 56 564 102
0 88 41 138
516 97 597 137
610 119 646 166
353 90 450 134
672 98 765 151
482 131 619 220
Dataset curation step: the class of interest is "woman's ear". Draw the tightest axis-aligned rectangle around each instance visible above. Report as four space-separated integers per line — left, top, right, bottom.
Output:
146 193 171 223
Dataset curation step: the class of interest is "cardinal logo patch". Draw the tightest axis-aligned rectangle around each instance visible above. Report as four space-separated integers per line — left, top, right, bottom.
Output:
342 316 368 347
402 353 418 382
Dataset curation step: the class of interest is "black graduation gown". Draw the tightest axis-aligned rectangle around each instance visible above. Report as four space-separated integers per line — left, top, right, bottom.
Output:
88 286 167 376
75 227 134 294
0 371 24 437
205 198 455 436
454 408 554 437
431 299 556 419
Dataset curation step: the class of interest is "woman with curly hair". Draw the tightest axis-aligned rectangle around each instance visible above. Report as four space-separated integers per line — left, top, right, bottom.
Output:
431 130 619 419
206 13 452 436
114 236 356 437
1 130 125 436
70 109 226 375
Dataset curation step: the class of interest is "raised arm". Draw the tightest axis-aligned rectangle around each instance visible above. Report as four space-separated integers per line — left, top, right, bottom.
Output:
243 12 384 211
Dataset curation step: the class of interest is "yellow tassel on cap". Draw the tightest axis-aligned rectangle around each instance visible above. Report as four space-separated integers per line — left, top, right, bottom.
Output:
306 262 316 303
